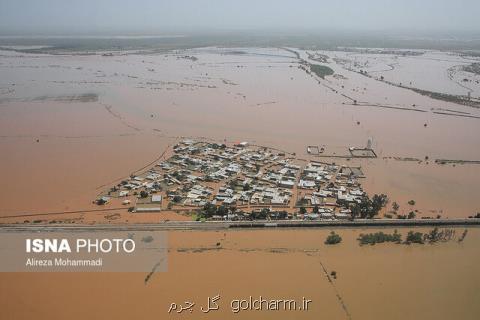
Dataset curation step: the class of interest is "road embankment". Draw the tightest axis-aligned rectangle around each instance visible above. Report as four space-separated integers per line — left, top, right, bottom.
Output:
1 219 479 232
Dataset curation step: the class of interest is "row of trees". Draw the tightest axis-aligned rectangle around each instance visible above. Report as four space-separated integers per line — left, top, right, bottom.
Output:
250 209 288 220
358 230 402 245
357 228 461 245
199 202 232 218
196 203 288 221
349 194 388 219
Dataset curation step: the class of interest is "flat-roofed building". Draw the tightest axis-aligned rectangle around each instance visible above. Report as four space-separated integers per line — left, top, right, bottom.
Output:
151 195 163 203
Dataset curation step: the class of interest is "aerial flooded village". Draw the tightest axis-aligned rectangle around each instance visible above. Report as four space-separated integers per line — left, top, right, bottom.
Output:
97 139 375 221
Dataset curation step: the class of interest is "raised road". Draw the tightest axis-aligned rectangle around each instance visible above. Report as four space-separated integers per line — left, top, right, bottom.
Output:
1 218 479 232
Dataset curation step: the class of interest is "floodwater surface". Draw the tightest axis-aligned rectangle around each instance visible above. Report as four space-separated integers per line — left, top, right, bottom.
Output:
0 228 479 320
1 47 479 219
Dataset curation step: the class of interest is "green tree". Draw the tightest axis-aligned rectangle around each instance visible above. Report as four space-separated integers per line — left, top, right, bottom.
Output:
325 231 342 245
392 202 400 212
202 202 217 218
252 208 270 220
277 211 288 220
406 231 424 244
350 194 388 219
427 227 439 242
372 194 388 212
216 205 229 216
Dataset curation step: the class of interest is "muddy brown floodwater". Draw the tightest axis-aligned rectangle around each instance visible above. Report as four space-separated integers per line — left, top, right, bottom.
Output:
0 228 479 320
0 47 479 220
0 47 479 319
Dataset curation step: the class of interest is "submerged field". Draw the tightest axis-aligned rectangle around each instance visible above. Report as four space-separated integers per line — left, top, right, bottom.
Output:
0 227 479 319
1 42 479 320
0 46 479 220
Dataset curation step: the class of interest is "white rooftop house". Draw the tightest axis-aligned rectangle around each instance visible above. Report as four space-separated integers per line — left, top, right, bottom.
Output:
298 180 316 189
151 195 163 203
350 189 364 196
278 180 295 189
321 211 333 219
271 194 288 205
226 163 242 174
314 190 333 198
335 212 350 220
309 195 322 205
304 163 325 173
146 173 161 180
223 197 235 205
285 163 301 170
182 139 195 145
237 141 249 147
337 191 356 202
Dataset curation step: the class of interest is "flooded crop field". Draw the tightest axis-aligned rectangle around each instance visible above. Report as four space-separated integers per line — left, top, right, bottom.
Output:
1 38 480 320
1 227 479 320
1 45 479 220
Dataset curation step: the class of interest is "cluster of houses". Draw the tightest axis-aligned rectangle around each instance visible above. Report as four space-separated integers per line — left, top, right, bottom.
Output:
96 139 368 220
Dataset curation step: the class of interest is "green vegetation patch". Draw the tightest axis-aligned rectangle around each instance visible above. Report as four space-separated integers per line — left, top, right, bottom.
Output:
357 228 461 246
325 231 342 245
310 64 334 79
358 230 402 245
405 231 424 244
